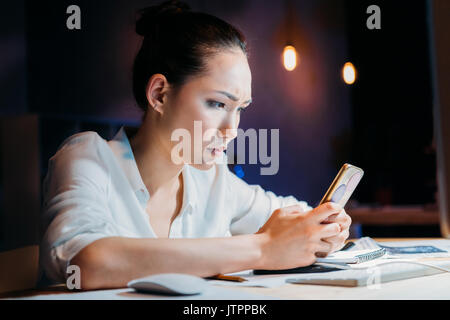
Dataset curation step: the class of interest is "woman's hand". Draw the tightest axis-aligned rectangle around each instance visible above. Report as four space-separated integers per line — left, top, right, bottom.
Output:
320 208 352 254
255 202 343 270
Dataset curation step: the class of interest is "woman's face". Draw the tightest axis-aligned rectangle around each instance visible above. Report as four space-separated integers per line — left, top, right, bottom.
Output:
155 50 252 170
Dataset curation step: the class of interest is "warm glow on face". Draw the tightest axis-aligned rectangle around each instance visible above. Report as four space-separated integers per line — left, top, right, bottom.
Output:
283 45 297 71
342 62 356 85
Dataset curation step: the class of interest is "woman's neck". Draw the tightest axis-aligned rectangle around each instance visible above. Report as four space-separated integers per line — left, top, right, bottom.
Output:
129 116 184 198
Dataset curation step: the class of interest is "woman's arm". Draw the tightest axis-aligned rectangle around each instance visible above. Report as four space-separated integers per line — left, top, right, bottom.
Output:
71 202 343 290
71 234 264 290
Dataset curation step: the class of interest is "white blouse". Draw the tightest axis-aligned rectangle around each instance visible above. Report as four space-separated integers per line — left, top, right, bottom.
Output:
39 126 312 283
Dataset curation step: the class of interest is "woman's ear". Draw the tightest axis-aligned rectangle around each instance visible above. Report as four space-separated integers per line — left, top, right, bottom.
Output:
145 73 170 115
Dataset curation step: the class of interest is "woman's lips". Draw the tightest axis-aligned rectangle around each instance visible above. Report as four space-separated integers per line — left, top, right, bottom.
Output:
208 146 226 157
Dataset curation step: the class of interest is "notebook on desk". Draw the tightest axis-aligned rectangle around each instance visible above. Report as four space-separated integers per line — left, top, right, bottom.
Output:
285 239 450 287
316 248 386 264
254 247 385 275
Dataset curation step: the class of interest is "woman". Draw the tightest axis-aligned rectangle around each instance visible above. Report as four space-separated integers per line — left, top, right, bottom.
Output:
40 0 351 290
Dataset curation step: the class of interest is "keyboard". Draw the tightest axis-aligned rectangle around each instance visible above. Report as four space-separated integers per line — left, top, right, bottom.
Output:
286 260 450 287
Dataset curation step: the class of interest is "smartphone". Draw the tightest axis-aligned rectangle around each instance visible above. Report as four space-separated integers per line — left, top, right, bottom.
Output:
319 163 364 208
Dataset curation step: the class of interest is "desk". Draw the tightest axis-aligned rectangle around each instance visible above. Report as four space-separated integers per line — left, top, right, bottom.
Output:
222 265 450 300
2 238 450 300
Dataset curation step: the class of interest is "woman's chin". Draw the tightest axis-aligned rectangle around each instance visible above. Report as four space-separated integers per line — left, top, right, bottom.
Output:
187 149 226 170
190 154 218 170
190 162 215 171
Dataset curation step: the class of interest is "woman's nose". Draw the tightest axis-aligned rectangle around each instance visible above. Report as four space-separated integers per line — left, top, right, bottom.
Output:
218 127 238 141
218 121 238 141
217 112 239 142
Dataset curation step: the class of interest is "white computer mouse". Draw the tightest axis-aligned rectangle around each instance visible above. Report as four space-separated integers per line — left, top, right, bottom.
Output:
127 273 210 295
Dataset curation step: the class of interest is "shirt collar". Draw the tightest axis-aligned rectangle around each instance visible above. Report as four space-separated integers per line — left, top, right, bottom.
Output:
108 126 197 211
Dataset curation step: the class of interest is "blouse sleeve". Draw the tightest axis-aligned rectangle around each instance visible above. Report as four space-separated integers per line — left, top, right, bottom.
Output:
40 133 119 283
226 166 313 235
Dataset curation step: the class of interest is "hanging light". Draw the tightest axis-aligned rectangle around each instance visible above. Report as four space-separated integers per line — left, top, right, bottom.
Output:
283 45 298 71
281 0 299 71
342 62 357 85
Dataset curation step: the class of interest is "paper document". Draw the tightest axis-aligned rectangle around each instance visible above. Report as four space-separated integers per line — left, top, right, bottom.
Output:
350 237 450 258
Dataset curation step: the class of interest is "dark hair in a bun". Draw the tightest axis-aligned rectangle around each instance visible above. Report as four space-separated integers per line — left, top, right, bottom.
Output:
135 0 191 36
132 0 248 112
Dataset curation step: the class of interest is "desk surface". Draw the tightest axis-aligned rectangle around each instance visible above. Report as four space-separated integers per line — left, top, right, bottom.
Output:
2 238 450 300
222 237 450 300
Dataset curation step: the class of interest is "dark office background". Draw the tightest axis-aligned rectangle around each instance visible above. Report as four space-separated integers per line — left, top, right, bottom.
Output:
0 0 439 251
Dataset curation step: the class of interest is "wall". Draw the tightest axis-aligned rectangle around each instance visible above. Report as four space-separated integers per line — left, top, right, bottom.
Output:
0 0 27 115
24 0 352 205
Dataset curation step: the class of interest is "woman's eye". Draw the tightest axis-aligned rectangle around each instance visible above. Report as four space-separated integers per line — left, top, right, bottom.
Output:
238 107 247 113
207 100 225 109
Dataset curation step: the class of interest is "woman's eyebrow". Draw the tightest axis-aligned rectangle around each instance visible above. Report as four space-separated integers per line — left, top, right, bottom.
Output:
213 90 252 104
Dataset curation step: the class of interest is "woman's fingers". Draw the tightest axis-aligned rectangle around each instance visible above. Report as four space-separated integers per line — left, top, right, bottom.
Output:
318 240 332 253
314 240 335 257
323 209 352 229
322 229 350 252
311 202 343 223
318 222 341 238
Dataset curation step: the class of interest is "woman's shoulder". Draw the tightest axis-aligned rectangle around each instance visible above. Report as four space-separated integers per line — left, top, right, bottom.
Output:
44 131 112 194
55 130 105 151
47 131 113 178
50 131 110 161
